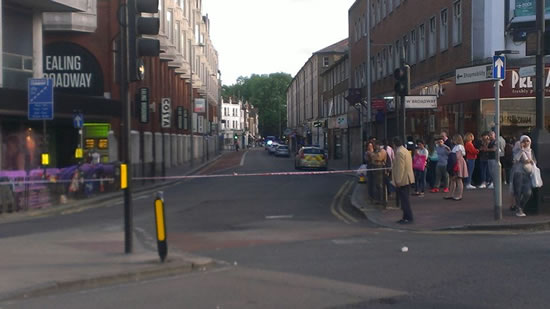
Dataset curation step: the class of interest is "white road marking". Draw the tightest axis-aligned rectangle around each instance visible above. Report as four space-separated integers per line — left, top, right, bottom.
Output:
240 150 249 166
265 215 294 220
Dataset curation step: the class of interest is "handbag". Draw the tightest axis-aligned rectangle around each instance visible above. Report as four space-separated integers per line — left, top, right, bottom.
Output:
413 155 427 171
531 164 543 188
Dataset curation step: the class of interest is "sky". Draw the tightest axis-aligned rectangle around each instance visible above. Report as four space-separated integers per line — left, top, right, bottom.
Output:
202 0 356 86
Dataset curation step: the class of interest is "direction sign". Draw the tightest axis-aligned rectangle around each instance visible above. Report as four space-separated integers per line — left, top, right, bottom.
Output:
28 78 54 120
455 64 494 85
404 96 437 109
73 113 84 129
493 55 506 80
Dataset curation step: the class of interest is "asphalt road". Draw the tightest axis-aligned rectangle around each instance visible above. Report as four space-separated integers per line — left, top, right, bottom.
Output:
3 149 550 308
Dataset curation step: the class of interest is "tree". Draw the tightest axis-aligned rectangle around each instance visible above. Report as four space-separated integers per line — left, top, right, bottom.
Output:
222 73 292 138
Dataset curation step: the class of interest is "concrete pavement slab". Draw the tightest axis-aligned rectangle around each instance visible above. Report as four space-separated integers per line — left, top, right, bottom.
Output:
0 225 215 301
351 180 550 231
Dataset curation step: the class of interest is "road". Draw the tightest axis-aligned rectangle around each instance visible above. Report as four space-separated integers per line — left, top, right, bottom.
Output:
2 148 550 308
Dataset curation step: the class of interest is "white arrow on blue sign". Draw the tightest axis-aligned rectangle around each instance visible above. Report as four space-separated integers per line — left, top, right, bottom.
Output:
493 55 506 80
73 113 84 129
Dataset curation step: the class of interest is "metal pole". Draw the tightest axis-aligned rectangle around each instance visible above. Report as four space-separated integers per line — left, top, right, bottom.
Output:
366 0 371 144
190 46 194 166
494 73 502 220
205 72 209 161
536 0 545 130
121 0 133 254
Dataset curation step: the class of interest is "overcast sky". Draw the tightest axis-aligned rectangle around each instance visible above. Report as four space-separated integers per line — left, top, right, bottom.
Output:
202 0 355 86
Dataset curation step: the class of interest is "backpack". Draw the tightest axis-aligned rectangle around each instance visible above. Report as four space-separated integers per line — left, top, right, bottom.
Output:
447 152 458 176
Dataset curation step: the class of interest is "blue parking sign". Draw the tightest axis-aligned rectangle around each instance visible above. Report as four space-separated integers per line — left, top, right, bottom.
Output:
28 78 54 120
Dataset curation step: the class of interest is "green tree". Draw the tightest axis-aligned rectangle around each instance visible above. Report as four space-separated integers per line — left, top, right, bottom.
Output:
222 73 292 138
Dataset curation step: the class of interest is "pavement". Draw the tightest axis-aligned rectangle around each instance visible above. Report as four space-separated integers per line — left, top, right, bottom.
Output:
351 179 550 231
0 150 249 302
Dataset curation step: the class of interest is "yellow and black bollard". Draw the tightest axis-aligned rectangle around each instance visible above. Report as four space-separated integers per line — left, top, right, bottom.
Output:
154 191 168 262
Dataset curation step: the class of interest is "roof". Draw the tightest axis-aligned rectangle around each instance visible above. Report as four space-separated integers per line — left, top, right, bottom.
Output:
314 38 349 54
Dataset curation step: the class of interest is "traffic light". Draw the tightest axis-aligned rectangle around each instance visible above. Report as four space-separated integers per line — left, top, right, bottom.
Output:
128 0 160 81
345 88 362 104
393 65 410 97
234 133 238 140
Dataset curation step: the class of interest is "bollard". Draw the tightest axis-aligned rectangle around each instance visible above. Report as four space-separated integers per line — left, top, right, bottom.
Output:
154 191 168 262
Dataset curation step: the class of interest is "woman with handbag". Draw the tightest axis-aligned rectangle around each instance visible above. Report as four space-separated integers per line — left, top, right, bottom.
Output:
511 135 536 217
413 140 429 196
445 134 468 201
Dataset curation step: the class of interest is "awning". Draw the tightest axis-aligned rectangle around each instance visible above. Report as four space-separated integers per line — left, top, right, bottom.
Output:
10 0 87 12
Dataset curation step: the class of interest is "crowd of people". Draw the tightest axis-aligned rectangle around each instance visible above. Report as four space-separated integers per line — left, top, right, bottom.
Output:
364 130 541 222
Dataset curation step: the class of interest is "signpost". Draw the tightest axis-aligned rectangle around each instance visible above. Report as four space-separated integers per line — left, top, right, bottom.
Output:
455 64 494 85
492 53 507 221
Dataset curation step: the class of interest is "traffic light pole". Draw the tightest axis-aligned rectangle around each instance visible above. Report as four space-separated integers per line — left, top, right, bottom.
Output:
120 0 133 254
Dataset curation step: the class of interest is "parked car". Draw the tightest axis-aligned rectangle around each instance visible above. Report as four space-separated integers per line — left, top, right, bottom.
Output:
275 145 290 157
295 147 327 170
267 143 279 155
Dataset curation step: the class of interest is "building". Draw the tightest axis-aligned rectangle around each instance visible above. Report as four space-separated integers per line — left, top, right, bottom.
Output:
287 39 348 153
349 0 550 143
1 0 220 177
320 53 353 166
220 97 243 150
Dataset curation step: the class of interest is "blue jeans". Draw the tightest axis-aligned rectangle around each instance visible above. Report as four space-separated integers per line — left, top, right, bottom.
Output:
466 159 475 186
479 160 490 184
414 170 426 193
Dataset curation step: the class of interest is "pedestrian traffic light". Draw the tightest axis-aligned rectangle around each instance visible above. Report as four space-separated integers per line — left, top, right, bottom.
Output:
393 65 410 97
128 0 160 81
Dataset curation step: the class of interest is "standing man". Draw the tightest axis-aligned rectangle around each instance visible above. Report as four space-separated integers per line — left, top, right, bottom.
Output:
392 136 415 224
441 130 454 149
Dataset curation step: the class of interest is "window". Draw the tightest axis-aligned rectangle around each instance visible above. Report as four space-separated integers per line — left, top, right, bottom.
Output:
453 0 462 45
167 10 173 43
158 0 164 33
175 22 181 52
440 9 448 51
323 56 329 67
371 57 376 82
382 48 387 76
394 40 400 67
388 0 393 13
388 45 394 72
418 24 425 61
409 29 416 64
403 35 408 63
382 0 387 18
428 16 436 56
182 31 187 59
376 0 381 24
177 0 183 9
370 1 376 28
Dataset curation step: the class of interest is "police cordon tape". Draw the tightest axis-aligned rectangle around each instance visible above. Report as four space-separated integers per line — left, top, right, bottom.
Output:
0 167 391 186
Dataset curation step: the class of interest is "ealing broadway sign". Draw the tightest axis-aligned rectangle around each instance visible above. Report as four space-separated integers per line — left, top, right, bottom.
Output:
43 42 104 96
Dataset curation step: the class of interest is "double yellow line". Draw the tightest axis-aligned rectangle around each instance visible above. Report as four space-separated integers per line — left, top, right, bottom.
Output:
330 180 358 224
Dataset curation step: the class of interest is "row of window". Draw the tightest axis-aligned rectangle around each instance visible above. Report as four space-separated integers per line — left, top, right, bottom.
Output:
323 58 349 92
322 93 348 118
352 0 404 43
223 107 241 117
353 0 462 87
222 120 241 130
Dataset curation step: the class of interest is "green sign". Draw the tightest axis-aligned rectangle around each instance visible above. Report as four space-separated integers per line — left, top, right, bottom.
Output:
515 0 550 17
84 123 110 138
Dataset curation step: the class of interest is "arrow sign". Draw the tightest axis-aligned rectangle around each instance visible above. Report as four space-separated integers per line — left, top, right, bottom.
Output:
492 56 506 80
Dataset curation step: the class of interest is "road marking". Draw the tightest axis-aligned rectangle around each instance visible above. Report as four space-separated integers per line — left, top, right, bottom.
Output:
337 181 358 223
331 181 352 224
265 215 294 220
240 150 249 166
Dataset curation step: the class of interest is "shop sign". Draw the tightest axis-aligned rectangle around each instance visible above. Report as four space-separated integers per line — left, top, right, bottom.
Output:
161 98 171 128
194 98 205 113
509 69 550 96
404 96 437 109
500 113 535 127
43 42 104 96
